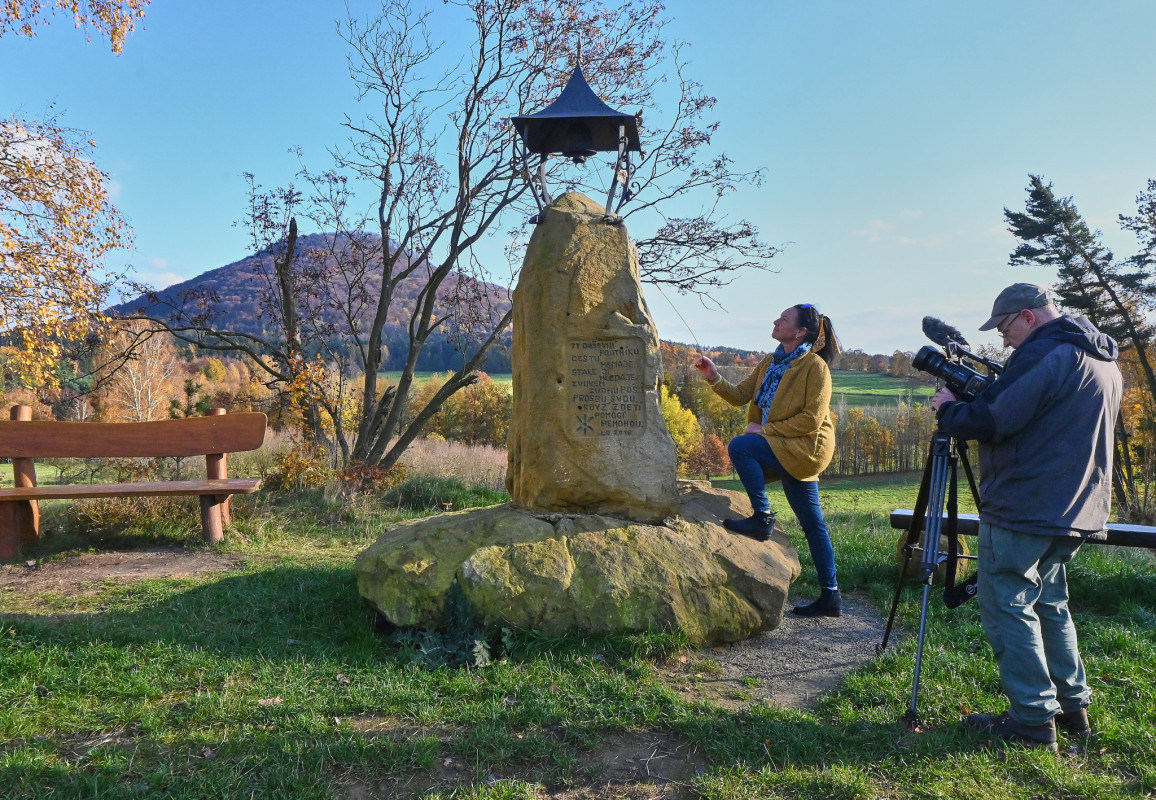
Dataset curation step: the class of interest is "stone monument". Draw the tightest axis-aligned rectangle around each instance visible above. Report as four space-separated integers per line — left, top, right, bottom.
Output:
355 193 801 646
505 192 679 523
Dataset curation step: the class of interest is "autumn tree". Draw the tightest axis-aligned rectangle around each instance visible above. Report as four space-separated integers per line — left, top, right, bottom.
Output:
93 325 181 423
0 112 132 388
130 0 776 470
686 432 729 481
1 1 147 49
683 376 746 443
660 390 703 472
839 349 869 371
201 357 228 384
414 373 512 448
0 0 147 389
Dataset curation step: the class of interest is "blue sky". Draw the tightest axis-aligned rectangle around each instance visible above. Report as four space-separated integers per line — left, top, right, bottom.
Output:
5 0 1155 355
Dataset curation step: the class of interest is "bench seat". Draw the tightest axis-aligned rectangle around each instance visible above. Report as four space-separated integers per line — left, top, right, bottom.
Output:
890 509 1156 549
0 478 260 501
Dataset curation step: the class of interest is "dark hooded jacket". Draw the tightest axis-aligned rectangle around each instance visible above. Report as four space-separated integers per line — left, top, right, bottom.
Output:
936 315 1122 537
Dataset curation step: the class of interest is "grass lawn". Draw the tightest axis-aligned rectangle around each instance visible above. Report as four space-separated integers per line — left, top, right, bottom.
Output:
830 370 936 407
0 462 60 487
1 475 1153 798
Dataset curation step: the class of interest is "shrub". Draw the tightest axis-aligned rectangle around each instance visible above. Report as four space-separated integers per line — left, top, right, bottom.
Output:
266 443 332 491
337 462 409 494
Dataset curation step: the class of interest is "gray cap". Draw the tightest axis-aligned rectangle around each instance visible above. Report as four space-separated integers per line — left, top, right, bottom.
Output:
978 283 1052 331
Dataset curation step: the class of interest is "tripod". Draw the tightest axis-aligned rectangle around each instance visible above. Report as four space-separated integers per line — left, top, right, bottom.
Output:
880 427 981 728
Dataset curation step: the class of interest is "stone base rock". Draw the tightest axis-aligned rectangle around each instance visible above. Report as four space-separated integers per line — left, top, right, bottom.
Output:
355 481 801 646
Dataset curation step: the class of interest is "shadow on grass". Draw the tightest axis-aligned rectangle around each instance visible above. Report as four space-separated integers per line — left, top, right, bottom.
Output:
1 564 379 660
0 693 990 800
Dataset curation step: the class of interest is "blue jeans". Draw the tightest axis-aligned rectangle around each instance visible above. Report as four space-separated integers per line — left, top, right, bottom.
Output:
728 433 838 589
978 522 1090 726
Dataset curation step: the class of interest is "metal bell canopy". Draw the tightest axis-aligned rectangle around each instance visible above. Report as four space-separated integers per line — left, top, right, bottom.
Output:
511 65 641 222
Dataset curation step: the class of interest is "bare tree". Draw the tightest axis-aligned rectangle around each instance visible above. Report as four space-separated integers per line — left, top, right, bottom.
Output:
130 0 777 469
94 324 181 423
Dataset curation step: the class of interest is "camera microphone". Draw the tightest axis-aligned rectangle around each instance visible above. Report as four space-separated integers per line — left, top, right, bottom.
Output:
922 316 969 348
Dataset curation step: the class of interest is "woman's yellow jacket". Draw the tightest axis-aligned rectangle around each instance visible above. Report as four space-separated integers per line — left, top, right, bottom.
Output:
708 350 835 482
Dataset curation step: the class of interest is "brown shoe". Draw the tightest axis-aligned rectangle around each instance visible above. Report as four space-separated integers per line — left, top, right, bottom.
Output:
965 712 1058 752
1056 708 1092 736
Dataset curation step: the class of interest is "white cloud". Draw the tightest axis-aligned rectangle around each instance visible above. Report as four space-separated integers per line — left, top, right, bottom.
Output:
133 270 187 291
854 219 893 243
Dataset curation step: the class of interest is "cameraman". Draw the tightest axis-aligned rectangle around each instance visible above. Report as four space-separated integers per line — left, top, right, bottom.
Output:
930 283 1121 751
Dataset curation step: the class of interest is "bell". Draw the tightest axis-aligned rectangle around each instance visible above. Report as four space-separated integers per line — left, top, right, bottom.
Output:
560 120 596 164
511 65 641 221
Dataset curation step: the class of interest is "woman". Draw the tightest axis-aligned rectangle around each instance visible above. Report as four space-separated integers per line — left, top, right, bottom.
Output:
693 304 842 618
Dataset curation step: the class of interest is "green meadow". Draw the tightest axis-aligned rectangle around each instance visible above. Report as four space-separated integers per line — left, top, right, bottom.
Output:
1 472 1152 799
829 370 936 407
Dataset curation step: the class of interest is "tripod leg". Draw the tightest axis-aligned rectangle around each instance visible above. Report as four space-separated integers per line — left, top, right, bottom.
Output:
907 582 934 729
904 430 954 727
881 444 937 652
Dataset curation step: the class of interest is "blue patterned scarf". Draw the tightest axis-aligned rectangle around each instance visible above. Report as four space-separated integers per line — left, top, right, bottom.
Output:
755 342 811 424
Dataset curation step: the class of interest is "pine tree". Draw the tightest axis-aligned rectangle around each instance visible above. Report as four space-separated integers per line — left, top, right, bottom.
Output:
1005 175 1156 516
1005 175 1156 394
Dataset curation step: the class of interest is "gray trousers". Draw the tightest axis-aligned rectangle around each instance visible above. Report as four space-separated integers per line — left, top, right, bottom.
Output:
977 522 1092 726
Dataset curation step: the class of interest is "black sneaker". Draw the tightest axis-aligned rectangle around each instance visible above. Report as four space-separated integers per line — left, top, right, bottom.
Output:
965 711 1058 752
1056 708 1092 737
722 512 775 542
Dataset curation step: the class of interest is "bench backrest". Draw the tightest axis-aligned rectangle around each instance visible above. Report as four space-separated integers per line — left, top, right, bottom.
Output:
0 412 268 459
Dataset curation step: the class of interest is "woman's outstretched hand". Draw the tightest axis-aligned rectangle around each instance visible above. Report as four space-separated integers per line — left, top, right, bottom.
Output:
693 356 719 382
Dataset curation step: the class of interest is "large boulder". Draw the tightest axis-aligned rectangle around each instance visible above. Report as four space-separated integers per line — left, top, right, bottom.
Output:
505 192 679 523
355 481 801 646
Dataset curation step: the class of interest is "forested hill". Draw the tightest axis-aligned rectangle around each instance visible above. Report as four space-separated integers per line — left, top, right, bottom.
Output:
109 233 516 372
110 233 776 374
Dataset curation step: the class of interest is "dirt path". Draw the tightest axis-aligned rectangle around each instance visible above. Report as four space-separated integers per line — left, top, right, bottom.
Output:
0 547 246 597
660 592 889 711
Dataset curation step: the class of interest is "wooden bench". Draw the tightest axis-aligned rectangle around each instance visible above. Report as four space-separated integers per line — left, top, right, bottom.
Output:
890 509 1156 549
0 405 268 559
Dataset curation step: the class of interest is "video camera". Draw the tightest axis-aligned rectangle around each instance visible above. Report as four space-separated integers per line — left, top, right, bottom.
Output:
911 317 1002 401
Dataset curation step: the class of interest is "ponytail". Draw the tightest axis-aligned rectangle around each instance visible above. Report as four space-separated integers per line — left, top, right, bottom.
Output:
795 304 842 365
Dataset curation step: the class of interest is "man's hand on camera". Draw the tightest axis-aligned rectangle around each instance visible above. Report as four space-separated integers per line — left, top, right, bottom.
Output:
744 423 763 435
931 387 959 411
